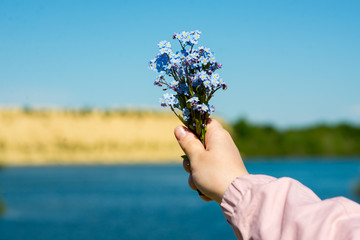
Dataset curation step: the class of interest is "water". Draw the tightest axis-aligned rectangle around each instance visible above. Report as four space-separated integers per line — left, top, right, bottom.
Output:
0 159 359 240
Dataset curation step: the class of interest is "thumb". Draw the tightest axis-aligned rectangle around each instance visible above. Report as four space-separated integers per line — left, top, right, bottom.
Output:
174 126 205 159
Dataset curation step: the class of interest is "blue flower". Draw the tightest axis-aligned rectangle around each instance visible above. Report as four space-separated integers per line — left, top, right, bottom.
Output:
209 105 215 114
209 55 216 63
158 41 167 48
148 59 157 71
159 47 170 54
203 80 212 89
218 78 225 86
161 93 178 107
190 30 201 44
187 52 199 61
199 56 209 65
187 97 200 108
169 79 179 90
180 49 189 57
210 73 220 87
182 107 190 121
198 71 209 81
158 40 171 49
163 93 171 99
178 83 189 96
174 30 202 46
186 97 199 104
154 75 164 86
159 97 166 107
177 31 189 45
198 103 209 114
211 73 219 80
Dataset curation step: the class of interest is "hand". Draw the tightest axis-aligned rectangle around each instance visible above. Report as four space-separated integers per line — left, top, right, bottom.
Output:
174 118 248 204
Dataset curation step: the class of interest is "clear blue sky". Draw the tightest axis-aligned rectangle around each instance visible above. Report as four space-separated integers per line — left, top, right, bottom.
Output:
1 0 359 127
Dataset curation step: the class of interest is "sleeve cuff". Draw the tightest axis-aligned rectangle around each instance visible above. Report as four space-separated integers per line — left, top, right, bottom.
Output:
220 174 277 223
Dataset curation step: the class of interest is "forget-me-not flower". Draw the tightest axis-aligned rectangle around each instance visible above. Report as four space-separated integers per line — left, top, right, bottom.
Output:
148 30 227 144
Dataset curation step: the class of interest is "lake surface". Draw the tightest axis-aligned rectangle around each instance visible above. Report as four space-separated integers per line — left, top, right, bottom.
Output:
0 158 360 240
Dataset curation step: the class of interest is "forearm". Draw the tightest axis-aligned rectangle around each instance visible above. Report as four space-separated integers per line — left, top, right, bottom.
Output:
221 174 360 240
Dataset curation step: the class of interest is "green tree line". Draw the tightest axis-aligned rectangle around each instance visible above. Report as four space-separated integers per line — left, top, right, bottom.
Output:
231 119 360 157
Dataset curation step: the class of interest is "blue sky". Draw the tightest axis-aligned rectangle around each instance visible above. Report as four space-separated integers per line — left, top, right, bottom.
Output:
1 0 359 127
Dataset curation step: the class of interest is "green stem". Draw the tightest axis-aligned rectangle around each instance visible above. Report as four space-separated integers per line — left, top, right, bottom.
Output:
171 107 187 125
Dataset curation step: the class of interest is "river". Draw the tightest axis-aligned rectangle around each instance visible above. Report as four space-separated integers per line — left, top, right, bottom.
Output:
0 158 359 240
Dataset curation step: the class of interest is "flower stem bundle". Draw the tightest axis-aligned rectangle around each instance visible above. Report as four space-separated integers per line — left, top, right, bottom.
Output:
149 30 227 145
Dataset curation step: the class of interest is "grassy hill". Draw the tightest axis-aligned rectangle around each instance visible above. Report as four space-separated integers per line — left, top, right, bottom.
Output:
0 108 183 165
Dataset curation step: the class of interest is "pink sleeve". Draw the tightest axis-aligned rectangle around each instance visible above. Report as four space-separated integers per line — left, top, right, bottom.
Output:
220 174 360 240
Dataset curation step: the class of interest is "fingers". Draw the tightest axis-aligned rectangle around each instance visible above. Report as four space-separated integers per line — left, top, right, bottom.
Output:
188 174 197 190
189 175 212 202
205 118 233 151
206 118 224 132
199 195 212 202
174 126 204 158
175 123 219 203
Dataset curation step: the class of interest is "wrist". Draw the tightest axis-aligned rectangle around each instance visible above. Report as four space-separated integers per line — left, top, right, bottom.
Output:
216 171 249 204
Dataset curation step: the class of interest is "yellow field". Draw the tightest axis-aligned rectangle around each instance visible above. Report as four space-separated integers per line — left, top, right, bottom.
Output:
0 108 188 166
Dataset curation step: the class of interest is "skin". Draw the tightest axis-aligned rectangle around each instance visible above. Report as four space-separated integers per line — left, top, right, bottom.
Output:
174 118 248 204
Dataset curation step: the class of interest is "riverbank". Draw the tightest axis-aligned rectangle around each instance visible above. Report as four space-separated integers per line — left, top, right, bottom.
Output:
0 108 186 166
1 108 359 166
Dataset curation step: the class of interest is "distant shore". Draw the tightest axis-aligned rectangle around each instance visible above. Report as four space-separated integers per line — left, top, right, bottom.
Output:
1 108 359 166
0 108 186 166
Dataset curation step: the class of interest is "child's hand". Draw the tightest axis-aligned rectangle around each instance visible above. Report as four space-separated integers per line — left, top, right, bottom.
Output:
174 118 248 203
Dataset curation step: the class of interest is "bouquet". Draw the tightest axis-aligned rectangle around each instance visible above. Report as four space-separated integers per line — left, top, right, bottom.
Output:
148 30 226 146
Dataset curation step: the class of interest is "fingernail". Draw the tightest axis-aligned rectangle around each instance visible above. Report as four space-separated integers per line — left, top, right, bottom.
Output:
175 126 187 141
